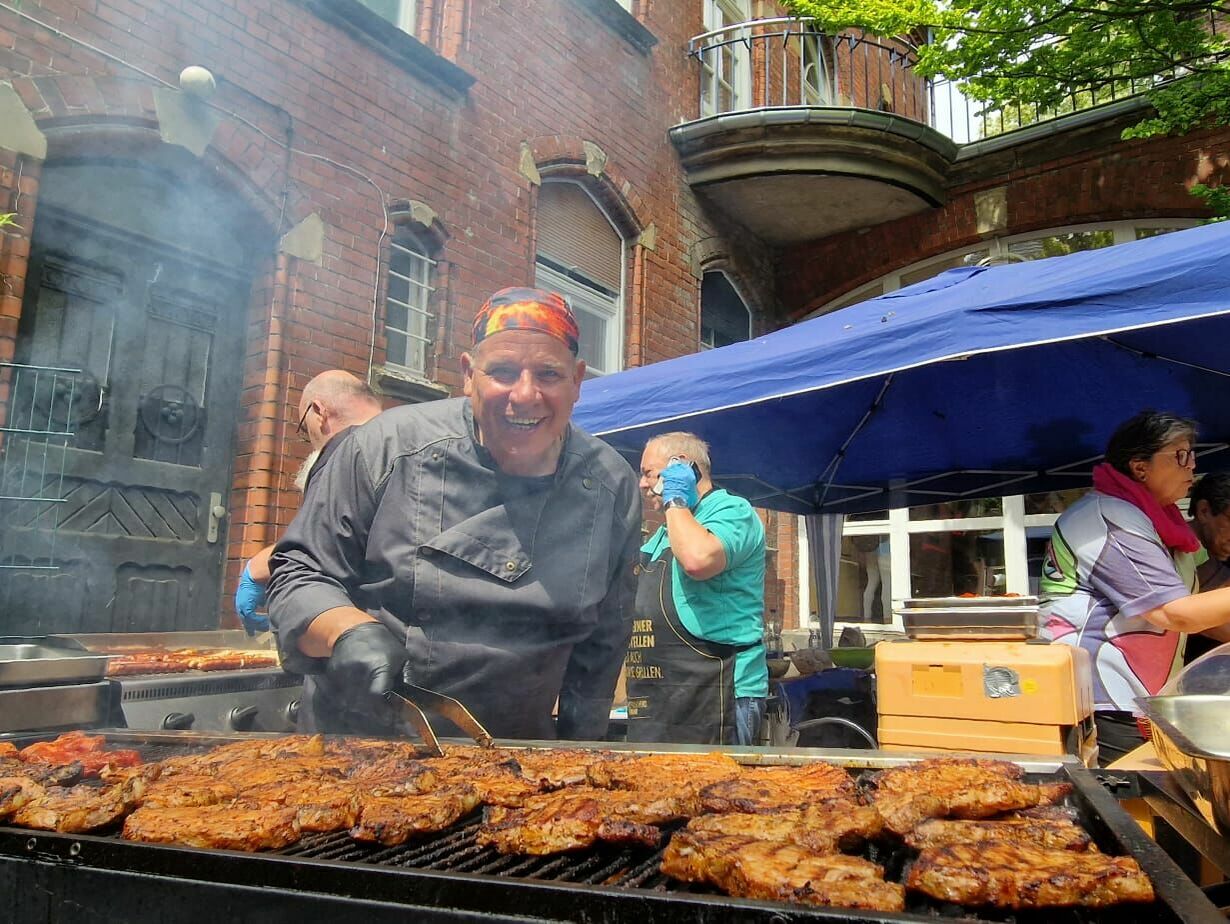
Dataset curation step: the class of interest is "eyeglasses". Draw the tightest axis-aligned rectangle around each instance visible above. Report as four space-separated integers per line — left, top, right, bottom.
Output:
296 403 314 440
1173 448 1197 467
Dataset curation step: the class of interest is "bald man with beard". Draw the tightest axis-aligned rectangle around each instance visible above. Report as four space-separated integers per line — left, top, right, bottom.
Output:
234 370 383 634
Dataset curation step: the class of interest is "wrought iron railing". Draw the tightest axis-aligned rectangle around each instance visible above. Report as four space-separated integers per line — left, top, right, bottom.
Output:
0 361 83 570
686 17 1220 144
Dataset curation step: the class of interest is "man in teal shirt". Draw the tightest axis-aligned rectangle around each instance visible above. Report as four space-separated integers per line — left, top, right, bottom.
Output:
626 432 768 745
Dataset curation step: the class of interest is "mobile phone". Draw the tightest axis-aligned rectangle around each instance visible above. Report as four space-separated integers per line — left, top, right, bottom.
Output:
652 456 701 495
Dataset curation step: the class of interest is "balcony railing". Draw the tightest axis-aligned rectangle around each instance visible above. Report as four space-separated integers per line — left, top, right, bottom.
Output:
687 17 1205 145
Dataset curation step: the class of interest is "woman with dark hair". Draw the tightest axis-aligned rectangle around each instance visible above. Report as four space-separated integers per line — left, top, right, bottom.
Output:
1041 411 1230 764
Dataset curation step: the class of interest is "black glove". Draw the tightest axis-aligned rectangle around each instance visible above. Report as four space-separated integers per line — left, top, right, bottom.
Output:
326 622 409 714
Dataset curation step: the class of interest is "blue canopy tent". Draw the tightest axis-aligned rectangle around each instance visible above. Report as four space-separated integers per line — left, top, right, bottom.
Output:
574 220 1230 517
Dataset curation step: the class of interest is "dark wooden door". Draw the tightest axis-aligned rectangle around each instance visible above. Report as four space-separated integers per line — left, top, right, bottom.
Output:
0 209 250 633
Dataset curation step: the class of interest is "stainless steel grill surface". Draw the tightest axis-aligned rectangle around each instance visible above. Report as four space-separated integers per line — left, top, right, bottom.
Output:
0 732 1220 923
55 632 301 732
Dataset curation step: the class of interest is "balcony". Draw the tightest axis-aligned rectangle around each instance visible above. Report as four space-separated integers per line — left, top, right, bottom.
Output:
671 18 1159 244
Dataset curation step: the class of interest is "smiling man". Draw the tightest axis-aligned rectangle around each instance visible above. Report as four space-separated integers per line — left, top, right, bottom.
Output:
267 288 641 739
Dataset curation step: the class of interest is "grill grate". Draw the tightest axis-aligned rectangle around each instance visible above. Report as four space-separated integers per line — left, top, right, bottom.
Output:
0 731 1218 923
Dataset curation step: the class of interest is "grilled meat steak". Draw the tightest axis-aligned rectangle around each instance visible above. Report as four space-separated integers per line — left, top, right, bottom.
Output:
905 816 1092 851
684 798 884 853
510 748 618 789
208 755 354 786
0 757 82 787
865 757 1070 834
351 784 482 846
662 832 905 912
587 751 741 791
139 772 238 808
477 786 685 855
907 841 1155 908
347 755 440 791
123 804 301 851
421 755 544 807
243 781 362 832
19 732 141 778
699 762 855 813
13 775 147 833
0 777 45 819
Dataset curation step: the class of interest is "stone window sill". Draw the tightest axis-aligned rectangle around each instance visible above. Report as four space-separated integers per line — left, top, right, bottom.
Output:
375 365 451 404
577 0 657 55
295 0 474 96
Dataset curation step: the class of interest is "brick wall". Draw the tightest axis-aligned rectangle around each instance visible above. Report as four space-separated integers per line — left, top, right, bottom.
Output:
779 122 1230 317
0 0 788 626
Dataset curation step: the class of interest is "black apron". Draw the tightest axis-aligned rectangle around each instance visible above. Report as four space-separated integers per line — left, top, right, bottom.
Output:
625 548 742 744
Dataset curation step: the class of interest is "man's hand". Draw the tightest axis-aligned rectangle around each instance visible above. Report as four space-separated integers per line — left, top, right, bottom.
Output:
326 622 409 714
234 563 270 636
660 460 699 509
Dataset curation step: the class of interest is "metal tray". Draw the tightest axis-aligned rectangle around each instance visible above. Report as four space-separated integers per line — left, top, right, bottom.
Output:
1138 694 1230 835
57 630 276 652
901 609 1040 640
0 637 110 687
900 595 1039 609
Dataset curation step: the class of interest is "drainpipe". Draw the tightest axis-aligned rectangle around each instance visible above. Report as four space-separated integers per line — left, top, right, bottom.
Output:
631 242 646 367
247 250 291 557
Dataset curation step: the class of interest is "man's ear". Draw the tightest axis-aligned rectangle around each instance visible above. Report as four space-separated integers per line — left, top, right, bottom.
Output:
461 352 475 397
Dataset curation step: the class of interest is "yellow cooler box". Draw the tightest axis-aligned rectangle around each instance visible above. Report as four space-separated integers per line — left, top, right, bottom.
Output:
876 640 1096 764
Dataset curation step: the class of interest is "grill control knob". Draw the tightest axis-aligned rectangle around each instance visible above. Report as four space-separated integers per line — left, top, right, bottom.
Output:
161 712 195 730
285 699 301 728
227 705 259 731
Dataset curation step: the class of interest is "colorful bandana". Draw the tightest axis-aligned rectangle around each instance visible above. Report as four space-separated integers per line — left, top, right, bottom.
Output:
472 287 579 354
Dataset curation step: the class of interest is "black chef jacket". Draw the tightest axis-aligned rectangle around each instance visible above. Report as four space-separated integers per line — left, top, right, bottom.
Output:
267 398 641 741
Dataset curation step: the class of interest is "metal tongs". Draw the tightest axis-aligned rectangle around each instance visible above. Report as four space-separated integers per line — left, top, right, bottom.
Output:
384 680 494 756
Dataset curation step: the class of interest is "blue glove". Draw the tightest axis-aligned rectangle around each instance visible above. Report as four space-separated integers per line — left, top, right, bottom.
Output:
235 563 269 636
660 460 699 509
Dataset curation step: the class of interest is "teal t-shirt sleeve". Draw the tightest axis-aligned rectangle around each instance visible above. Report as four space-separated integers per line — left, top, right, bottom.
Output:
700 495 763 568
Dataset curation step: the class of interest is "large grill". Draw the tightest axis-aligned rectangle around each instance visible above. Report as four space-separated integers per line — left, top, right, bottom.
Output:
0 731 1221 923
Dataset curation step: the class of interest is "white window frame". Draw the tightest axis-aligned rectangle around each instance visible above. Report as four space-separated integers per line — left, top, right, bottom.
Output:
799 497 1047 633
533 180 627 376
535 261 623 377
701 0 752 117
383 236 436 379
799 31 829 106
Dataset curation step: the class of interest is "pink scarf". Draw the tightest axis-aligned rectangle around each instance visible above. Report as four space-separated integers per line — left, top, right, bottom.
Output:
1092 462 1201 553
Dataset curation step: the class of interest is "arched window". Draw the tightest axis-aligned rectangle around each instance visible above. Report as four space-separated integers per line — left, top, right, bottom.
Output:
534 180 625 376
384 228 436 378
700 271 751 350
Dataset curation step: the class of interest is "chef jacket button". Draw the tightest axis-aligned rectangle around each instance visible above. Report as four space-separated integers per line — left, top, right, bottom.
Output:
582 477 593 489
431 451 441 461
505 561 517 571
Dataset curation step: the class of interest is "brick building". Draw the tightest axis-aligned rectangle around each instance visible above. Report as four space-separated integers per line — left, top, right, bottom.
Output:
0 0 1225 638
